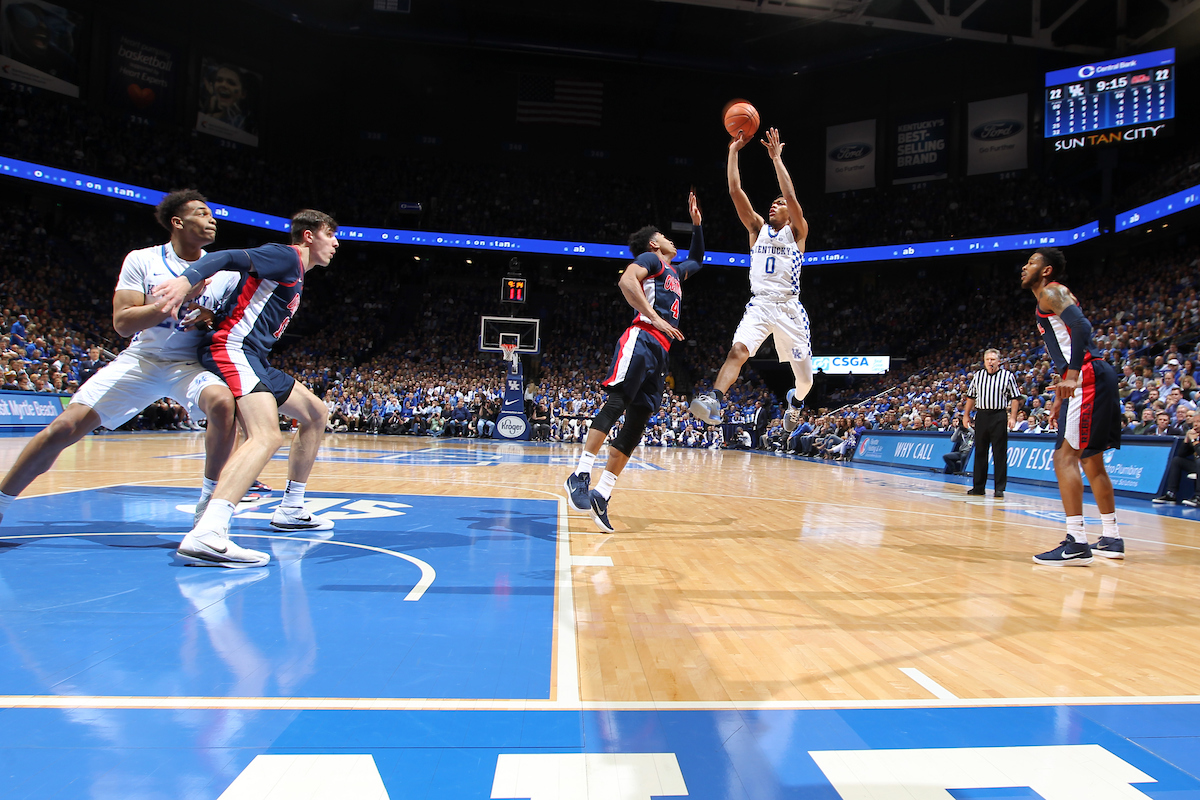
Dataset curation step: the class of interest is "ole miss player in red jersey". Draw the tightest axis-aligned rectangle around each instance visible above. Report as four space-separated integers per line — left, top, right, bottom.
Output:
1022 247 1124 566
153 209 339 568
563 192 704 532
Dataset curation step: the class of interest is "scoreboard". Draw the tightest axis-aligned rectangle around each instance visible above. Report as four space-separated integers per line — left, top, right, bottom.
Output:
1045 48 1174 151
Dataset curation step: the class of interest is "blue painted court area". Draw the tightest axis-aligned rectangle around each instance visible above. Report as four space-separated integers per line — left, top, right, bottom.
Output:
0 704 1197 798
0 486 557 700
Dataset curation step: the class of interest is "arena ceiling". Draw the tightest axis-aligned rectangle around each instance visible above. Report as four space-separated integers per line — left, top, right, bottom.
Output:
236 0 1200 75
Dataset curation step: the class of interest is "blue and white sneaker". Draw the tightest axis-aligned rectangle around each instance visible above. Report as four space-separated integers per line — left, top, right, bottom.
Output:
563 471 591 511
1093 536 1125 559
688 392 723 426
588 489 615 533
1032 538 1093 566
783 389 804 433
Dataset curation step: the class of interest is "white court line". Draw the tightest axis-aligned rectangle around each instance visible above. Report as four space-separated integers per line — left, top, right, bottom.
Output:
899 667 959 700
1 694 1198 712
570 556 613 567
555 498 580 703
0 532 436 602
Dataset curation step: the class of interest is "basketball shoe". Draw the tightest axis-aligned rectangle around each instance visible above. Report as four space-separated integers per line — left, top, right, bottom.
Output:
1093 536 1125 559
563 471 590 511
177 528 269 568
588 489 615 533
783 389 803 432
270 505 334 531
1032 538 1093 566
689 392 722 425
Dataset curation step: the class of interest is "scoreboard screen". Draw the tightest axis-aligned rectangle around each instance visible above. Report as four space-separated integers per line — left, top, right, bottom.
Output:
1045 48 1174 151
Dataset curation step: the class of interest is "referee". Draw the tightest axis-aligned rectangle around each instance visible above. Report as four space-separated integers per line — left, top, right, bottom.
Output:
964 348 1021 498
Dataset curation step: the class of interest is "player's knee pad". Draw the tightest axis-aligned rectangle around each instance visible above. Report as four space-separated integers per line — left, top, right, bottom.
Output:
592 395 628 433
611 405 652 456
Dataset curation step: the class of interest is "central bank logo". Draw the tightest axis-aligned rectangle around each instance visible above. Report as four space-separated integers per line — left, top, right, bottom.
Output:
829 143 872 161
971 120 1023 141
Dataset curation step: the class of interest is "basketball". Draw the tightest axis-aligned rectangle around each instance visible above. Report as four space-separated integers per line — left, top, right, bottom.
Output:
722 100 759 139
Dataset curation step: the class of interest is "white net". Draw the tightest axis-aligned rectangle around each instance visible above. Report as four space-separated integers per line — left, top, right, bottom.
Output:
500 343 518 362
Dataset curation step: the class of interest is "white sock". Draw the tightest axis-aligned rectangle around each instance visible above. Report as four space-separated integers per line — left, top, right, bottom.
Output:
198 477 217 503
1066 514 1087 544
1101 512 1120 539
282 480 306 508
596 470 618 500
197 499 235 534
575 451 596 477
0 490 15 520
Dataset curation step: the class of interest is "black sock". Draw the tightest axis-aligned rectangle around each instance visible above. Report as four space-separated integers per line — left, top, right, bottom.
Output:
790 394 804 408
713 388 725 403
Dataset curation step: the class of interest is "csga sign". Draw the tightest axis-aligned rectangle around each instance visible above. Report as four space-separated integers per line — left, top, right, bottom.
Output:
811 355 891 375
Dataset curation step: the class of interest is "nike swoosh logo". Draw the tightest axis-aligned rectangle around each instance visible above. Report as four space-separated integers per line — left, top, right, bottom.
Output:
1063 548 1087 558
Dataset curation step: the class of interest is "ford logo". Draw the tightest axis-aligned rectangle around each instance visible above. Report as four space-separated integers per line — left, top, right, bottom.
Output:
829 143 872 161
971 120 1023 140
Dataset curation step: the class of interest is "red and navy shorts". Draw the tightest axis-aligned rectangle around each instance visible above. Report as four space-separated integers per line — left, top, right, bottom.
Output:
201 344 296 405
1056 357 1122 457
602 325 669 412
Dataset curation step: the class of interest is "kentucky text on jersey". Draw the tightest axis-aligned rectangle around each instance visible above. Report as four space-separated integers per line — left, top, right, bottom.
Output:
750 225 802 297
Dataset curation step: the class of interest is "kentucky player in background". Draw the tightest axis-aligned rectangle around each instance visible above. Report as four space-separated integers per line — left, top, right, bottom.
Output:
153 210 339 567
1022 247 1124 565
691 127 813 434
563 192 704 532
0 190 239 530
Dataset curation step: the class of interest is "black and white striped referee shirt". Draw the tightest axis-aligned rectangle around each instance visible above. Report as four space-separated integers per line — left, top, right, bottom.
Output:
967 367 1021 410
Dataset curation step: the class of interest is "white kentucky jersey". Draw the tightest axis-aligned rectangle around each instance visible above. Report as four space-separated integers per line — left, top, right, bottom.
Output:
115 243 240 362
749 224 803 298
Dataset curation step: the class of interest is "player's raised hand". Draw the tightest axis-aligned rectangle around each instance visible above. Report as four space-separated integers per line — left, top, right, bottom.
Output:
651 314 685 342
688 191 702 226
761 127 785 160
152 276 196 317
729 131 750 152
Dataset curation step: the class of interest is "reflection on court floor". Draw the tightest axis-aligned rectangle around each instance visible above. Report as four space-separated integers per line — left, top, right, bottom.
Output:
161 443 665 469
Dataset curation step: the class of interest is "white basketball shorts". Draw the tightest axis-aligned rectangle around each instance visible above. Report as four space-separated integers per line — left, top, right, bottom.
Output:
732 296 812 363
70 350 226 428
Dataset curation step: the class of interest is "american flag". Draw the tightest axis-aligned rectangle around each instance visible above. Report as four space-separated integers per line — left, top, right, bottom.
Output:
516 77 603 126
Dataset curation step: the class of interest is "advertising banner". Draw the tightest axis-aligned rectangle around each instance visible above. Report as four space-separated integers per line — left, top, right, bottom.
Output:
893 110 948 184
966 94 1028 175
825 119 876 193
196 57 261 146
0 391 68 429
108 31 178 118
811 355 890 375
0 0 82 97
854 431 957 470
988 433 1172 496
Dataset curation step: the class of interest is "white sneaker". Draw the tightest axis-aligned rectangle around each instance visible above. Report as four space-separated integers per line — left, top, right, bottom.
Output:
783 389 803 432
270 505 334 531
177 529 269 568
688 393 722 425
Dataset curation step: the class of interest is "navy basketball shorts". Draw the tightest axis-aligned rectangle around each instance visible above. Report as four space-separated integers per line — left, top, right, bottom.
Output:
602 327 668 411
1056 357 1122 457
201 343 296 405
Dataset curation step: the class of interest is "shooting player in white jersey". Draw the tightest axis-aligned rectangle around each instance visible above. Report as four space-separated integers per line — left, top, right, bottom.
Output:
690 128 813 433
0 190 244 547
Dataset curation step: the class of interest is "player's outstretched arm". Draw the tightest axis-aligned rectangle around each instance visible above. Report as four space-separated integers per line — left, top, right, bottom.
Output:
762 128 809 244
619 263 683 341
679 191 706 279
114 281 210 337
727 133 764 240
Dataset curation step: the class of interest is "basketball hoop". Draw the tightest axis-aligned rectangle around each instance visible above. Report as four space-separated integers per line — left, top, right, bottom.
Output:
500 342 518 363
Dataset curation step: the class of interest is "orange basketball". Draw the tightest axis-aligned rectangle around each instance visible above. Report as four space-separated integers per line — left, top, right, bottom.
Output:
722 100 760 139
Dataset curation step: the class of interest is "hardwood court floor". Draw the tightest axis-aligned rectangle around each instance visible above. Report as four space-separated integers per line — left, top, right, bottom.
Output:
3 431 1199 708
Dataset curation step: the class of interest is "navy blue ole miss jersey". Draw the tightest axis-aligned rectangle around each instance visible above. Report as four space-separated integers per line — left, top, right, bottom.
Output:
1034 283 1101 374
631 251 683 331
181 243 305 357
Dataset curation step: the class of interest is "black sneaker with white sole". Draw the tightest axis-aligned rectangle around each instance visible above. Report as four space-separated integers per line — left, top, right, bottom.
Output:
1032 538 1093 566
588 489 615 533
563 471 591 511
1093 536 1125 559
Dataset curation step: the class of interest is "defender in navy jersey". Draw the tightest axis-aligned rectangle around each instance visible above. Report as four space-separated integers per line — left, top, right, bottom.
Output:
0 189 242 547
1021 247 1124 566
691 128 814 433
153 210 340 568
563 192 704 532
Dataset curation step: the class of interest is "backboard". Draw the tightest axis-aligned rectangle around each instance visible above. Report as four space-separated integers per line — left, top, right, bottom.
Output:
479 316 540 354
